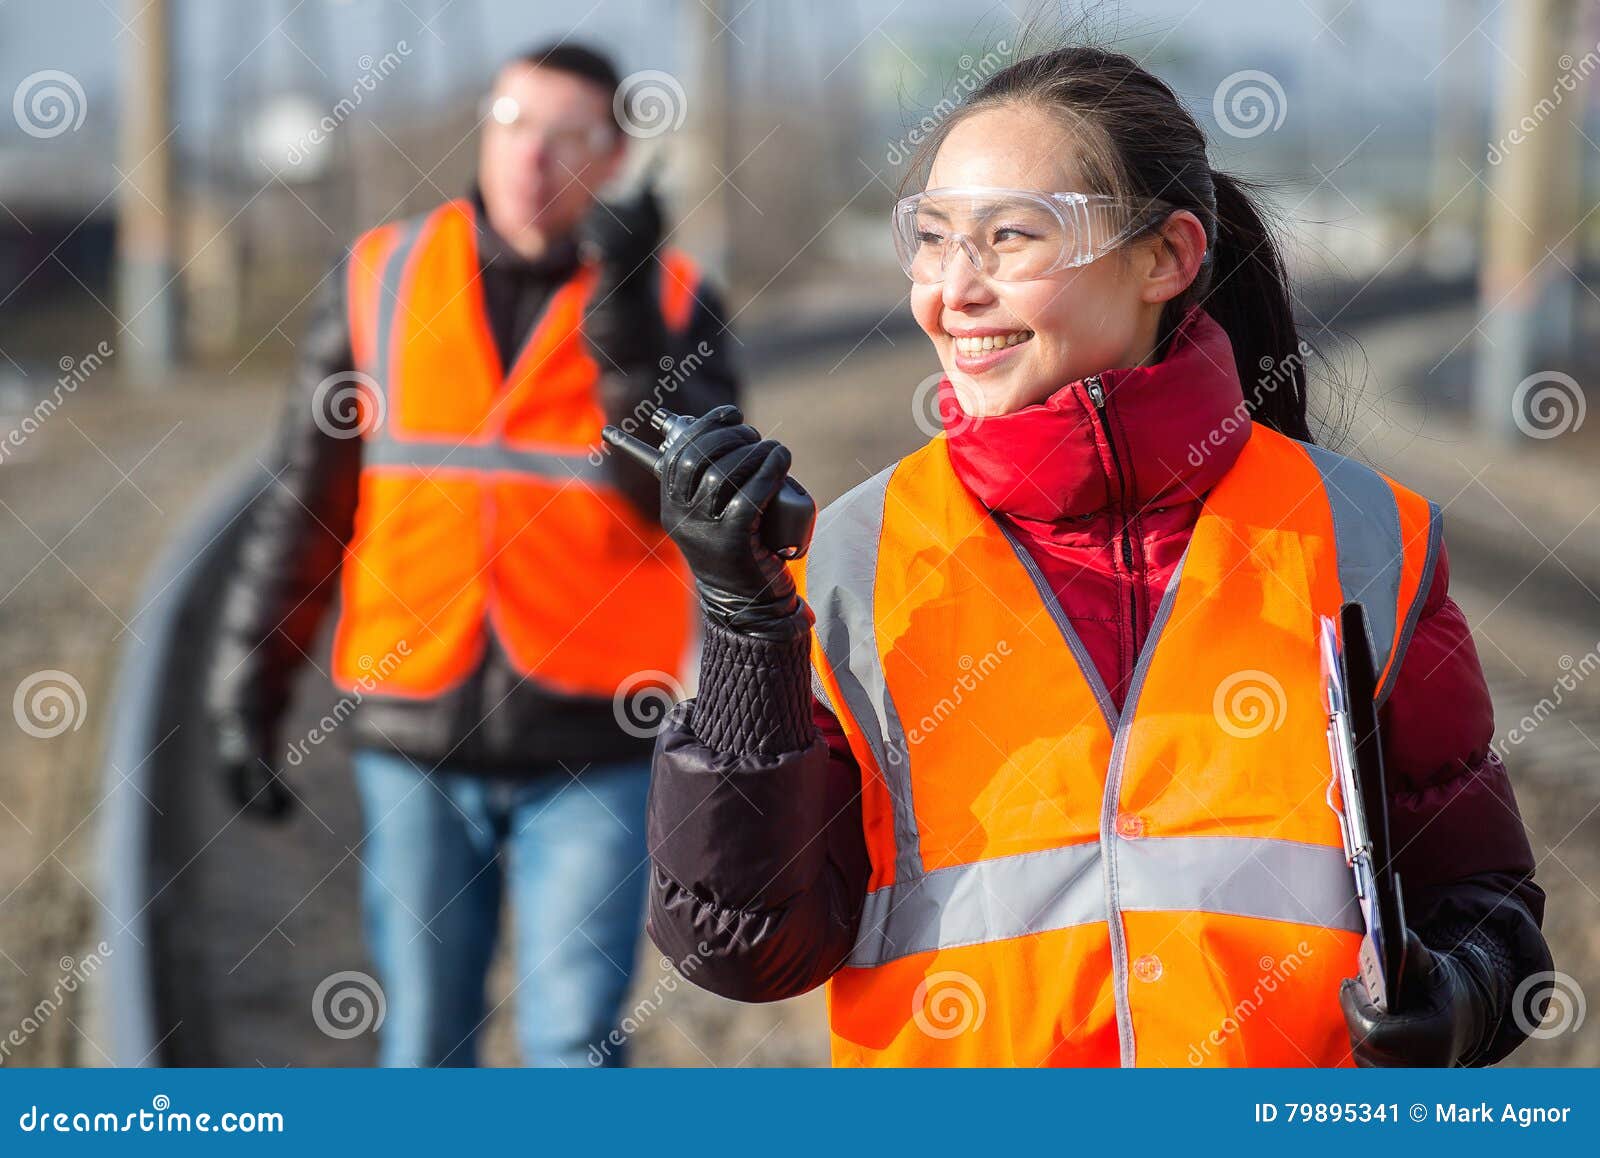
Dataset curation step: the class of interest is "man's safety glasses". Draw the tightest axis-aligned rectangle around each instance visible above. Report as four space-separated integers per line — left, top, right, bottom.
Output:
479 95 616 161
891 186 1168 284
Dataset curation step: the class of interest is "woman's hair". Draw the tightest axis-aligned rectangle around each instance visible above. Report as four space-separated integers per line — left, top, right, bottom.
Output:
900 42 1315 443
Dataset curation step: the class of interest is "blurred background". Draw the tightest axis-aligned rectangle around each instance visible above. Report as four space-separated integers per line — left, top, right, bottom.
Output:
1 0 1597 1067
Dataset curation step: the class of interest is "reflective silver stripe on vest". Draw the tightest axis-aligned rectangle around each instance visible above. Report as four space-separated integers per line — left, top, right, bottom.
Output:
807 464 924 882
848 841 1102 967
847 834 1359 968
370 215 429 394
1383 500 1442 707
1301 443 1419 702
363 437 613 486
1118 836 1361 932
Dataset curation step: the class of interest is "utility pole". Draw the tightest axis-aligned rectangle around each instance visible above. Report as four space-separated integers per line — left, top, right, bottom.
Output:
1473 0 1581 441
116 0 181 379
681 0 735 292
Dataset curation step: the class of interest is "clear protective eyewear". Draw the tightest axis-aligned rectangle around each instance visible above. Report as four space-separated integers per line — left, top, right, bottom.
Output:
892 186 1167 284
480 94 616 161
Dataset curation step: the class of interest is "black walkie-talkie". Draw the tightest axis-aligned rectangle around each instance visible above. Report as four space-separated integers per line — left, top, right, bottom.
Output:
601 408 817 559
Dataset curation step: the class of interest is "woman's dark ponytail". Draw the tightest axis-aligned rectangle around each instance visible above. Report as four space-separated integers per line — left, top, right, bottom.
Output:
902 41 1319 443
1196 170 1312 443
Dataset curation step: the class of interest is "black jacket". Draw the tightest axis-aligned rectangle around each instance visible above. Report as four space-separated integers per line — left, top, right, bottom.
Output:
206 196 739 776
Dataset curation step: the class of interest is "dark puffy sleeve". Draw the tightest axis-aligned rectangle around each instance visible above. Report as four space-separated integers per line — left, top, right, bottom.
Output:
646 620 870 1002
1378 537 1553 1064
205 261 363 743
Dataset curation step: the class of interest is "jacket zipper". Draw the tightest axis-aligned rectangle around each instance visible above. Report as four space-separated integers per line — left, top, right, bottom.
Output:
1086 371 1143 1066
1085 375 1140 665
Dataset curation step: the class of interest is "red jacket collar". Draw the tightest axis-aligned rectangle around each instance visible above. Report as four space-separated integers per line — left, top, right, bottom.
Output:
940 308 1250 521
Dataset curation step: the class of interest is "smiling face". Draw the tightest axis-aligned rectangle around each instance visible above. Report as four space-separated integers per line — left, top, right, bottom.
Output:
910 102 1167 418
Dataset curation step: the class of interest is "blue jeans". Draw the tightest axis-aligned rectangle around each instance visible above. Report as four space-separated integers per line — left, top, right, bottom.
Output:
351 749 652 1067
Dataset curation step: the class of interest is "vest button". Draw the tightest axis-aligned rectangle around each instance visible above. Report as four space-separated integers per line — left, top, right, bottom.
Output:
1133 954 1163 983
1116 812 1146 838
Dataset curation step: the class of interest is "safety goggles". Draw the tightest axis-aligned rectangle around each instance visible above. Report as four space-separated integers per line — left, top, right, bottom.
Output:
891 186 1168 284
479 95 617 161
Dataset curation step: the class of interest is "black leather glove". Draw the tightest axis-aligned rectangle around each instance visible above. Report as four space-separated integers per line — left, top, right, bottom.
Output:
1340 928 1494 1066
578 181 667 375
214 710 294 822
658 405 812 641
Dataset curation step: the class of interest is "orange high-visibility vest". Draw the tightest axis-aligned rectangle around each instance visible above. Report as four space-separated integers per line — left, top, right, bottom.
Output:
331 198 701 699
794 422 1440 1067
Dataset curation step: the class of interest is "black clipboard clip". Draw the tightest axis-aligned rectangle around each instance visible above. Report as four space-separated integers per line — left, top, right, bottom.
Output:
1319 602 1408 1013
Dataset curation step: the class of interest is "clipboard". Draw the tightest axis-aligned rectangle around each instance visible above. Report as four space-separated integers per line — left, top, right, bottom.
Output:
1319 601 1408 1012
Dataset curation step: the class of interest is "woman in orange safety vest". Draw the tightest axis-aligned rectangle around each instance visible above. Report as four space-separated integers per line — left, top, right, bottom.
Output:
623 42 1553 1067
